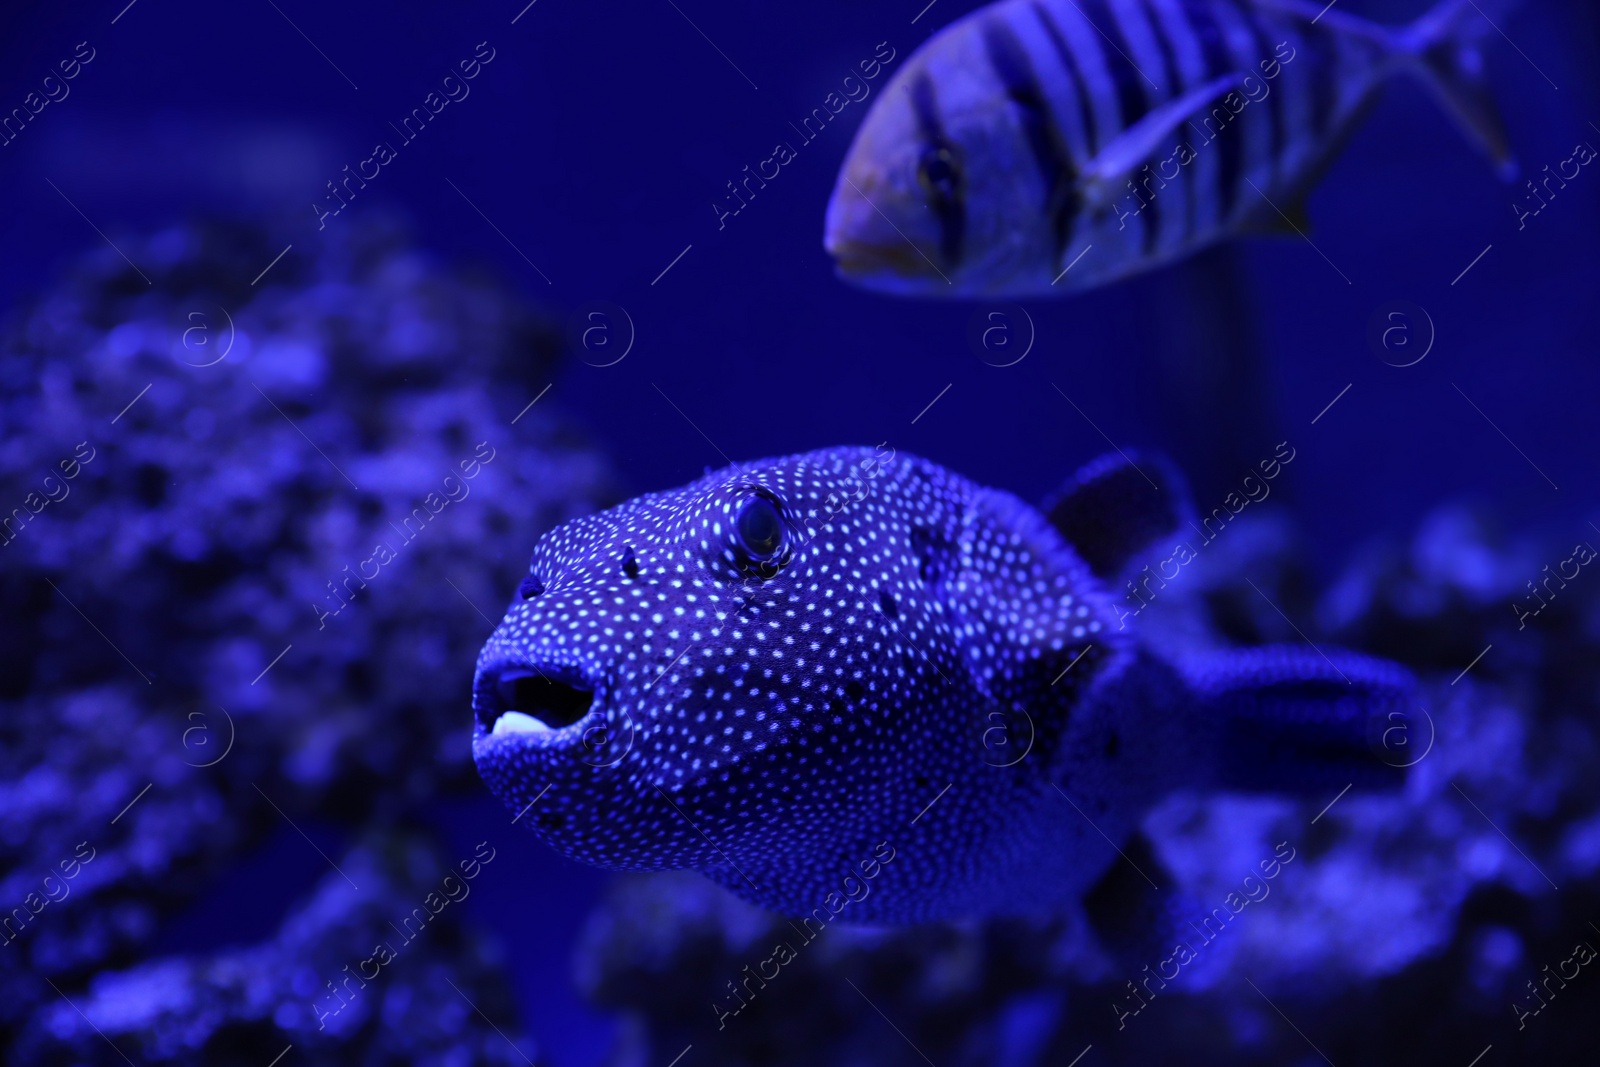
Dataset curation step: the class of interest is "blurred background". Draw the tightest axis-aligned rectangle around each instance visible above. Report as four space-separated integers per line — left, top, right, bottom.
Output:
1 0 1597 1064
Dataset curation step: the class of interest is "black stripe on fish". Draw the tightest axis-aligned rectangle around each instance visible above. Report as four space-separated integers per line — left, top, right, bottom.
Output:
981 19 1079 260
1030 2 1101 257
1133 0 1187 248
1221 0 1284 163
1180 0 1242 223
908 72 967 267
1291 14 1338 138
1031 1 1100 152
1078 0 1160 252
1078 0 1151 130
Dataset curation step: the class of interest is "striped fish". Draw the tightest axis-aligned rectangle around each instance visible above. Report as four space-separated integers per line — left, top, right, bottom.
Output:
824 0 1514 297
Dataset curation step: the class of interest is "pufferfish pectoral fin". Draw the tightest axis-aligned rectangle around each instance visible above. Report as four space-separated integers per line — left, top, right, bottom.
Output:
1041 452 1194 580
940 485 1115 706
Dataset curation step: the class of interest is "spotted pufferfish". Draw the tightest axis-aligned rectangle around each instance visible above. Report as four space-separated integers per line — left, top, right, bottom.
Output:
471 447 1410 923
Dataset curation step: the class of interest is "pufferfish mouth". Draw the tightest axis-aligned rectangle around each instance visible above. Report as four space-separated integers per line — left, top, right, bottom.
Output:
472 660 597 740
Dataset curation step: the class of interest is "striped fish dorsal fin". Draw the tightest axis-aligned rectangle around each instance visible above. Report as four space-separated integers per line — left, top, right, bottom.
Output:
1075 72 1240 213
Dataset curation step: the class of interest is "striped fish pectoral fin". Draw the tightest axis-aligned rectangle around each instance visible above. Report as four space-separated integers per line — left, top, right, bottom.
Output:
1074 73 1242 215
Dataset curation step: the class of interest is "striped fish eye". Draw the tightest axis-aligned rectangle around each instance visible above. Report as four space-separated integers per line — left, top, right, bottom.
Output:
917 146 962 202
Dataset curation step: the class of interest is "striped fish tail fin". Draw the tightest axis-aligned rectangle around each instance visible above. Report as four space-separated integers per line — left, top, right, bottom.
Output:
1396 0 1520 180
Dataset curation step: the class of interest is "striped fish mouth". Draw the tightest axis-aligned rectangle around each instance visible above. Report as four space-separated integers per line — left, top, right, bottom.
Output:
473 660 598 740
825 173 952 289
828 236 949 286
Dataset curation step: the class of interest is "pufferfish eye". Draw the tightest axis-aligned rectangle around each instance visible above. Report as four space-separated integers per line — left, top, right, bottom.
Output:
917 146 961 202
734 496 784 562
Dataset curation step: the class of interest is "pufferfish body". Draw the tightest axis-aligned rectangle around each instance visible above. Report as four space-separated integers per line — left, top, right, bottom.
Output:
472 446 1409 922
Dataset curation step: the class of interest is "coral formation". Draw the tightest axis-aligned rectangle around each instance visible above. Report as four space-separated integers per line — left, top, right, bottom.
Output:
0 217 613 1064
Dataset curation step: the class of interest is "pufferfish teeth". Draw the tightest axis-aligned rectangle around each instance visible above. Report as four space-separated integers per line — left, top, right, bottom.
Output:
491 711 553 737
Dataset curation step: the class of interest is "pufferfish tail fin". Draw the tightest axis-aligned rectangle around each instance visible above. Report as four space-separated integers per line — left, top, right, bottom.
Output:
1042 452 1194 580
1395 0 1520 180
1181 645 1417 794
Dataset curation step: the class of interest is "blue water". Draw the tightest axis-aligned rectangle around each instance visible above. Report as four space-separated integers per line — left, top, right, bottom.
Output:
4 0 1594 545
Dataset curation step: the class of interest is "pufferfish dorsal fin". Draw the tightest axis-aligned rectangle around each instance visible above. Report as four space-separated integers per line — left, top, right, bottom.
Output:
1042 452 1193 579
